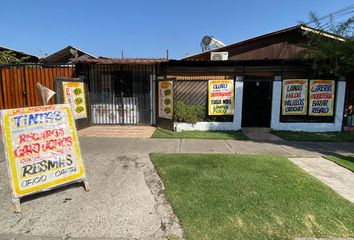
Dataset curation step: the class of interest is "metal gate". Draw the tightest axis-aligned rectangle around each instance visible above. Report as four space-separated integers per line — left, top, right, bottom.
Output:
76 63 154 125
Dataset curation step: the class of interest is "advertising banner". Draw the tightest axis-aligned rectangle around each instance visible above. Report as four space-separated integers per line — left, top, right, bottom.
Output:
0 104 86 199
62 81 87 119
158 81 173 119
208 80 234 115
282 79 308 115
309 80 335 116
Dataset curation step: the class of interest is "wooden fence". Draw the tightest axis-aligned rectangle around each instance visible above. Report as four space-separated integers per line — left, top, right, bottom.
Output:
0 64 75 109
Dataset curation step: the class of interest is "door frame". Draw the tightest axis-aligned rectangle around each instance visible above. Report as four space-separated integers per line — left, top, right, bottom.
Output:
241 78 273 128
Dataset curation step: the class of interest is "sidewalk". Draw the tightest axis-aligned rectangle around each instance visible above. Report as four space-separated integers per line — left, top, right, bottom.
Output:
78 137 354 205
289 157 354 203
78 137 354 157
0 137 354 239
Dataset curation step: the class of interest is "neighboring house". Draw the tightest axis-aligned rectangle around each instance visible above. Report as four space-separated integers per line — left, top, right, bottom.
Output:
39 45 97 65
0 46 39 63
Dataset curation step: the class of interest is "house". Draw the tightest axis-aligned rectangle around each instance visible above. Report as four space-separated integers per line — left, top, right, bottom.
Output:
185 25 346 61
1 25 351 132
157 25 350 132
0 46 39 63
39 45 97 65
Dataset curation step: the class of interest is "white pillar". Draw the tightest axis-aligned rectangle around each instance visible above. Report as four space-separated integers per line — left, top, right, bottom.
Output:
233 76 244 129
334 79 346 131
270 76 282 129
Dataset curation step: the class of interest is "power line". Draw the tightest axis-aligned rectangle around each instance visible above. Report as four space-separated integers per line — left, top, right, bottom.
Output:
305 4 354 25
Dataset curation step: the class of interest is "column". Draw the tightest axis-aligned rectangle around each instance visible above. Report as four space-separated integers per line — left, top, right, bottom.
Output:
233 76 244 129
270 75 282 130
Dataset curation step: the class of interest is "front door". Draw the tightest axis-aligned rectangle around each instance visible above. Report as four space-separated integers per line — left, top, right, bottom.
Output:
242 80 272 127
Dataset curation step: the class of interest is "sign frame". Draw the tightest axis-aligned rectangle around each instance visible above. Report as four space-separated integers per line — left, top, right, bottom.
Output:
62 81 88 119
55 77 91 130
309 79 335 117
0 104 89 212
158 80 174 120
281 79 308 116
208 79 234 116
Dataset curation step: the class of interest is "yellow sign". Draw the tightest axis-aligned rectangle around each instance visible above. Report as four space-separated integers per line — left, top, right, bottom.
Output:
208 80 234 115
63 81 87 119
282 79 308 115
309 80 335 116
158 81 173 119
0 104 86 198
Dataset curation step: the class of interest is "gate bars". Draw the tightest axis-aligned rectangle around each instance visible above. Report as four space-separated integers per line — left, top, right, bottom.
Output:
76 63 154 125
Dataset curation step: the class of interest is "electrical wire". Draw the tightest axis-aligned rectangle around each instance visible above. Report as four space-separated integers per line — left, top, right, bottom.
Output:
305 4 354 26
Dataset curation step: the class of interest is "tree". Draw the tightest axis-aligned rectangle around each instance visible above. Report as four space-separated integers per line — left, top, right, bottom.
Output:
299 12 354 78
0 50 30 64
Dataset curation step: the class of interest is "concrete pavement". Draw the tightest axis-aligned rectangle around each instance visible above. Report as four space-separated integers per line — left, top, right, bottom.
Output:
77 126 156 139
0 137 354 239
78 137 354 157
0 139 183 240
289 157 354 203
1 137 353 161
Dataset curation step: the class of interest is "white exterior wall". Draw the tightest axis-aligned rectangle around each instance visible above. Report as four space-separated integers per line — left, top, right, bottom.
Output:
271 76 346 132
175 76 244 132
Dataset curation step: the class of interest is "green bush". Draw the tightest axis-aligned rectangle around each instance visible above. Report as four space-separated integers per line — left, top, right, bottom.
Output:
174 101 205 124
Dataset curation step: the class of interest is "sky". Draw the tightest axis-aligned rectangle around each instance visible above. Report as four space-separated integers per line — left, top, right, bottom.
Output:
0 0 353 59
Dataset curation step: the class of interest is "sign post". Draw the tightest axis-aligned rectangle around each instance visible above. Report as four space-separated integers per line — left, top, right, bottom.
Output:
0 104 89 213
208 79 234 115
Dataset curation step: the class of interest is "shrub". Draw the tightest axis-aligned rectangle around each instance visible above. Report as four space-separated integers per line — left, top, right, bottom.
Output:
174 101 205 124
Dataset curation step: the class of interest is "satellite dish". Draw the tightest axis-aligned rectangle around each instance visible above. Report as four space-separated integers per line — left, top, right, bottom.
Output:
200 35 226 52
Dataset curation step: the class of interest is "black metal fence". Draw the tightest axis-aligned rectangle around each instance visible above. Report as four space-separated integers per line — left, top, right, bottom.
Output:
76 63 154 125
175 81 207 105
173 78 233 122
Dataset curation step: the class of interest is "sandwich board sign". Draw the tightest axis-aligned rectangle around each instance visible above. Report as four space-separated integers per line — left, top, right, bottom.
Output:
0 104 89 212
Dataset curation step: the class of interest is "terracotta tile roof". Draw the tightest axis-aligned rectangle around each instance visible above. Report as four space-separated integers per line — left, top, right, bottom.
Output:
73 57 168 64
